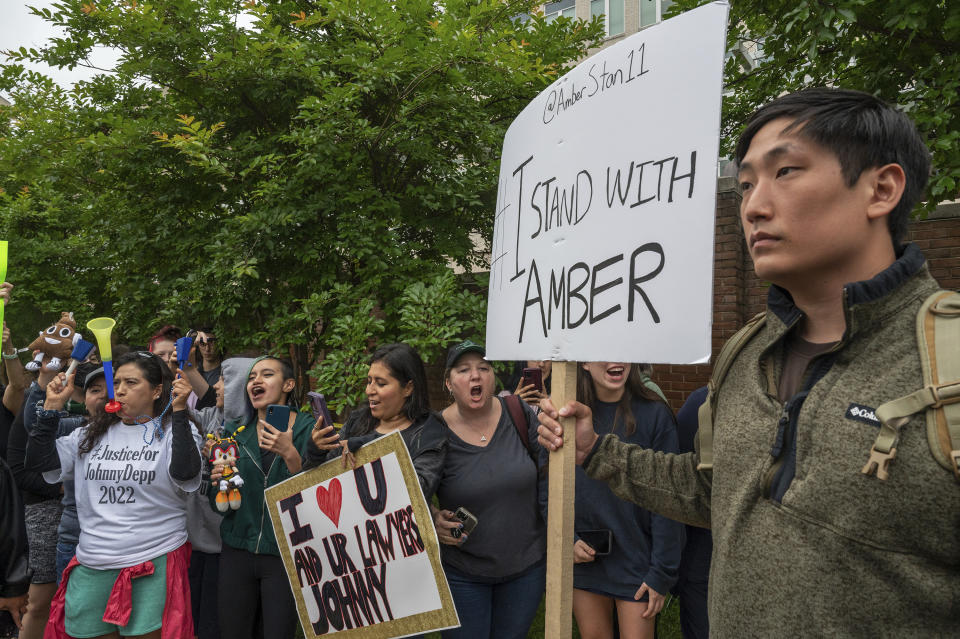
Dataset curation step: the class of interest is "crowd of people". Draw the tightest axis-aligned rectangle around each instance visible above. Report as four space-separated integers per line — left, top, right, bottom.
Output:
0 291 707 639
0 86 956 639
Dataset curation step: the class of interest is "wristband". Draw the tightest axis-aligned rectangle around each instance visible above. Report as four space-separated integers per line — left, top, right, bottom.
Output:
37 406 69 419
2 351 18 360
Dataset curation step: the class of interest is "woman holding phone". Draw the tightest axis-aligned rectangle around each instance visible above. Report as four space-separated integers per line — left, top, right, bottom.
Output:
432 341 545 639
572 362 684 639
304 343 446 498
209 356 313 639
510 360 552 409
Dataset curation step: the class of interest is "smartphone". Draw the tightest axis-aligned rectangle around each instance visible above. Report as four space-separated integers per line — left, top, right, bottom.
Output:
576 529 612 555
265 404 291 432
450 506 479 539
521 367 543 393
307 391 335 429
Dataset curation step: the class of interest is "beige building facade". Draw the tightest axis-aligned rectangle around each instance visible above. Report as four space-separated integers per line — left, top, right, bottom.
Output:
544 0 674 49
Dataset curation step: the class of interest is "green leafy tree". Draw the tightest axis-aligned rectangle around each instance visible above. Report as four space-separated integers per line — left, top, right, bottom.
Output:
0 0 603 408
670 0 960 209
396 270 487 368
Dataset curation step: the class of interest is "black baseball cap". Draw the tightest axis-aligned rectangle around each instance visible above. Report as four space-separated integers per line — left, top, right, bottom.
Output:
445 340 486 369
83 366 106 390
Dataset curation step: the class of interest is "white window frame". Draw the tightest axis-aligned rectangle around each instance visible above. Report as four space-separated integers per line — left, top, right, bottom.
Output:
591 0 625 36
639 0 673 29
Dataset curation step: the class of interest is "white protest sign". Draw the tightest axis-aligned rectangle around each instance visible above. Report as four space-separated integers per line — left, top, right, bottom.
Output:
485 2 729 364
266 433 458 638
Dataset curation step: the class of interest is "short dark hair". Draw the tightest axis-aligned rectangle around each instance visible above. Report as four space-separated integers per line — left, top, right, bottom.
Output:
351 343 430 436
193 326 223 370
735 88 931 247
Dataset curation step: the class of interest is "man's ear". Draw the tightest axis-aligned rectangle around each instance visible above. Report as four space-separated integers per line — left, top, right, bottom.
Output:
865 163 907 221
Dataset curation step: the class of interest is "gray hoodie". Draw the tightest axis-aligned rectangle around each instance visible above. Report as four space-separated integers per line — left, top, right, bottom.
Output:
185 357 254 553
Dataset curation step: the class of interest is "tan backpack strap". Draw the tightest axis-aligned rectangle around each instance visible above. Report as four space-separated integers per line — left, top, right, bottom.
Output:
696 312 766 471
923 291 960 479
862 291 960 481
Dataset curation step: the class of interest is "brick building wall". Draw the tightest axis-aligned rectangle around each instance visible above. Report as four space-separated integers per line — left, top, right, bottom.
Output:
653 182 960 413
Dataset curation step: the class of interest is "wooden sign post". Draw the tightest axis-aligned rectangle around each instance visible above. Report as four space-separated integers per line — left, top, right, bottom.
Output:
484 3 729 635
544 361 578 639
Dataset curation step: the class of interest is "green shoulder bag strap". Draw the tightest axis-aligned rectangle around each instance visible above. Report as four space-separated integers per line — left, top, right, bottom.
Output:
695 311 767 471
862 290 960 482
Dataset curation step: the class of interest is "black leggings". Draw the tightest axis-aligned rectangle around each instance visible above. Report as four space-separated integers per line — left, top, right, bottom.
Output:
218 544 298 639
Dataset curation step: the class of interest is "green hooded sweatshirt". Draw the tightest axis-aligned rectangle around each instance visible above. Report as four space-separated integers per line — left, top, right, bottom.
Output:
210 357 313 556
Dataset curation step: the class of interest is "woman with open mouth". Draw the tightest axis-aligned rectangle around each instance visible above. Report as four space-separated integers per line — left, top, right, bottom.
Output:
570 362 684 639
431 340 545 639
209 356 314 639
303 343 446 500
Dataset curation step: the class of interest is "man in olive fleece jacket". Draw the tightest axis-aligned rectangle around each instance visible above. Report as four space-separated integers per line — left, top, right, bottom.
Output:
538 88 960 636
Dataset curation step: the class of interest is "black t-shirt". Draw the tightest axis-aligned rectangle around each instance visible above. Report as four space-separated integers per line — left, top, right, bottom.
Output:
437 398 545 580
195 365 222 411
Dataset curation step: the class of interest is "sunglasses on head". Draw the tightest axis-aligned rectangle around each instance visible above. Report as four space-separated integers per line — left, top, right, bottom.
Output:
198 337 217 345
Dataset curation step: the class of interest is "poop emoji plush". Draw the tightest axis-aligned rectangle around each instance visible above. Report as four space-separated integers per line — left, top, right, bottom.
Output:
25 312 82 372
207 429 245 512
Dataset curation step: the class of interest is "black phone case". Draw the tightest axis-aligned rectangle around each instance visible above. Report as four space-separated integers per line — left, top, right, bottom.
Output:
576 529 612 555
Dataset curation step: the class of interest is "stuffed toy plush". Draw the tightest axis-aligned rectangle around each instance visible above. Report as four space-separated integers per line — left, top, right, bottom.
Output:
207 430 245 512
25 312 82 372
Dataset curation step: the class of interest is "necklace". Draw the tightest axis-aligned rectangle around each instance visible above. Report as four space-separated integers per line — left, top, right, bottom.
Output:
449 404 497 445
459 418 495 444
133 394 174 445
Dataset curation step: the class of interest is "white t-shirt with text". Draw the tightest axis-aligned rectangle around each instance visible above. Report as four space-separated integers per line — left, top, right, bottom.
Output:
48 421 201 569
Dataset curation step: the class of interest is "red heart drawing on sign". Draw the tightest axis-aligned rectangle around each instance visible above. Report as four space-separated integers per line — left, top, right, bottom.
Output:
316 478 342 528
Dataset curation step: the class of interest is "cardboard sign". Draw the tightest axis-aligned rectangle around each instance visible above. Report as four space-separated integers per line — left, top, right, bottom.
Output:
485 2 729 364
266 433 458 638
